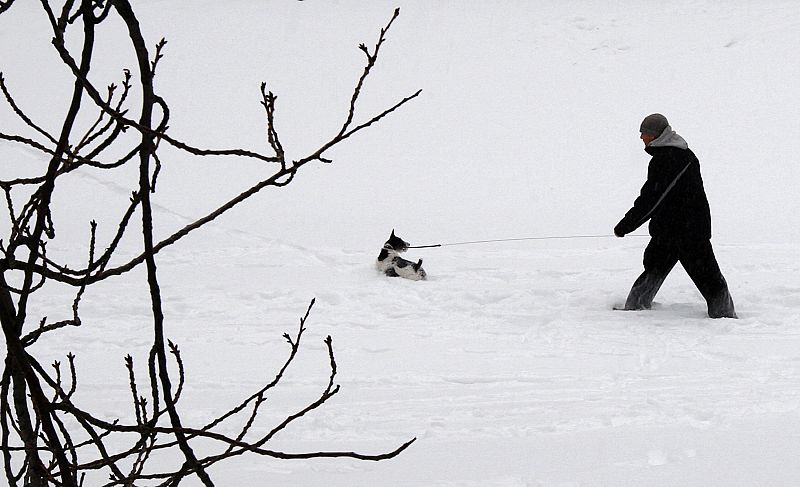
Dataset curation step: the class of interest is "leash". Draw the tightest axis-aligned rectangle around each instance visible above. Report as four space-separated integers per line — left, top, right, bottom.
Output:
408 234 649 249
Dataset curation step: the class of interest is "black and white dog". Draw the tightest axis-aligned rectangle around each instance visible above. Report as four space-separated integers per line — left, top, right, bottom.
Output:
376 230 426 281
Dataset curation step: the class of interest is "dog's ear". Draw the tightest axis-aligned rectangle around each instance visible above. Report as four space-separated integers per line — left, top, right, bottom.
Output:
413 259 423 271
390 229 396 237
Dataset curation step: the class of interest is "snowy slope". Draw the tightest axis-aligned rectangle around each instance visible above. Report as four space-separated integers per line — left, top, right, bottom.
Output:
2 1 800 486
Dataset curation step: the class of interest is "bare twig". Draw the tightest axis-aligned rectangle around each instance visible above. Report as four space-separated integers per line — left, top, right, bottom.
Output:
0 73 59 146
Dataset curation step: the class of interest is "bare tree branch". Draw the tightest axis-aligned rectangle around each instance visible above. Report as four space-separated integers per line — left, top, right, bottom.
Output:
0 73 59 146
0 3 419 485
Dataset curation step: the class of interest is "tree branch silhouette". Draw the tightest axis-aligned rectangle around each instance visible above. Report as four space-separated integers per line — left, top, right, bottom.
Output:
0 2 418 485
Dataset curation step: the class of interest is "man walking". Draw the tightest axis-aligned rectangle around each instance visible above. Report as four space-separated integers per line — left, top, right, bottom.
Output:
614 113 737 318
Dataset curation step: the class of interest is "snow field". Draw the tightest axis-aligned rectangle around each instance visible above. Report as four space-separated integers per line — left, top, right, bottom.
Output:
30 235 800 486
2 0 800 485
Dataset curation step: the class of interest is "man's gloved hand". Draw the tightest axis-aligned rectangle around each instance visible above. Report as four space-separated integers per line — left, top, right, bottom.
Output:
614 226 625 238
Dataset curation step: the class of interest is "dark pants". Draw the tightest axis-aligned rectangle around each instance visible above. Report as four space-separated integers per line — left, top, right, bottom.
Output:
624 238 737 318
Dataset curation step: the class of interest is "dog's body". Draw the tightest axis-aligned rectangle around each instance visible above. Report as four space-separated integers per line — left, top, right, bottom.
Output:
376 231 426 281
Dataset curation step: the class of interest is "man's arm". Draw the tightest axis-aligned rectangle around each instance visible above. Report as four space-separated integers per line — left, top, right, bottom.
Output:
614 162 664 236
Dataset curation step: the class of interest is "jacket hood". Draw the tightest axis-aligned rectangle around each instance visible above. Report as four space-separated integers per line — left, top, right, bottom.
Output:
647 125 689 150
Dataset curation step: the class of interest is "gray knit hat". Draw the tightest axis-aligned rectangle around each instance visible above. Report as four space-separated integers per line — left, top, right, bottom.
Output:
640 113 669 136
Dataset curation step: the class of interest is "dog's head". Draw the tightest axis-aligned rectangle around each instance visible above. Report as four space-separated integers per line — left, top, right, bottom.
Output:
383 230 410 253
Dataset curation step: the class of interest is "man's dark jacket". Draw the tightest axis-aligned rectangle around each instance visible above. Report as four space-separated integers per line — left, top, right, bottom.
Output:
614 128 712 242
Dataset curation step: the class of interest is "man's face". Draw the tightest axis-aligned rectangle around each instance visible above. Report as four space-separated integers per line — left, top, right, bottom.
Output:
640 132 657 146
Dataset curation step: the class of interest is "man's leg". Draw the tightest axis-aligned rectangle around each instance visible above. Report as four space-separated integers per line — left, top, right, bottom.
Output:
679 240 737 319
624 239 678 310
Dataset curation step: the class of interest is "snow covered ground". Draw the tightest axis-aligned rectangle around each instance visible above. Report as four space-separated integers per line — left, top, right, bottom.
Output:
2 1 800 486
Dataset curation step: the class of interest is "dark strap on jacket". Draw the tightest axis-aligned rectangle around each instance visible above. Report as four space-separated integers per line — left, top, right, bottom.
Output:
631 159 694 229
